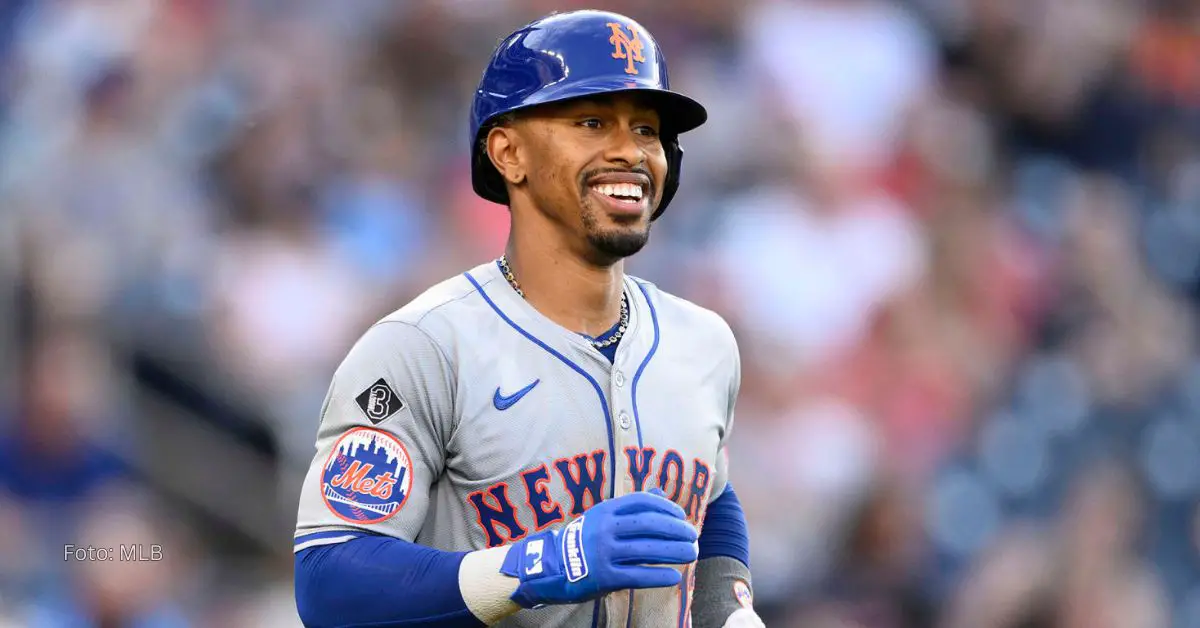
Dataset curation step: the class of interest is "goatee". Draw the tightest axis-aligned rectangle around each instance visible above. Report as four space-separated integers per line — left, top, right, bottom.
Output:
588 228 650 260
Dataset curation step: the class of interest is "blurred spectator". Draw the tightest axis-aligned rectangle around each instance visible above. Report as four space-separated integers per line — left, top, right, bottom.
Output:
744 0 937 175
784 478 936 628
205 180 376 490
942 462 1170 628
707 128 928 375
1130 0 1200 109
1050 174 1193 409
0 330 130 608
26 496 196 628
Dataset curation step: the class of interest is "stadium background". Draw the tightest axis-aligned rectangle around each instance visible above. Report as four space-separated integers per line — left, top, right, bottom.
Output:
1 0 1199 625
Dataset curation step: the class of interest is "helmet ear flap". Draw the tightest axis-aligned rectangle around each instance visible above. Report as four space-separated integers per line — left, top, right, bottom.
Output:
652 136 683 221
472 127 511 205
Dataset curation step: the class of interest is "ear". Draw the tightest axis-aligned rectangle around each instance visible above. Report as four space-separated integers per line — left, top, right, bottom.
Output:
486 126 526 186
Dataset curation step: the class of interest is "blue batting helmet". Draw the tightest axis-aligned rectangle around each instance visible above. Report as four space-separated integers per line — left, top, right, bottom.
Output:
469 10 707 219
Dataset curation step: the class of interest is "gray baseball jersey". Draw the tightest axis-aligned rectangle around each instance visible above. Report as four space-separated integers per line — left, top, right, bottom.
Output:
294 260 741 627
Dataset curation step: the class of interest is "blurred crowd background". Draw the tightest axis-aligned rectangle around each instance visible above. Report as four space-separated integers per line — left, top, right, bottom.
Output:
0 0 1198 626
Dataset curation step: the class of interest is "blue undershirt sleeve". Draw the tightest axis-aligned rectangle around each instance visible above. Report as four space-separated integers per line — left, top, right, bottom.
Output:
697 484 750 566
294 534 485 628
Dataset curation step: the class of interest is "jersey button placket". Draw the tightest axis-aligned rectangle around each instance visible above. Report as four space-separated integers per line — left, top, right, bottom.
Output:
611 366 636 496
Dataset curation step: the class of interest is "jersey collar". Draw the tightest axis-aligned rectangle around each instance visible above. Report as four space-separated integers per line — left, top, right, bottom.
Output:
468 260 649 369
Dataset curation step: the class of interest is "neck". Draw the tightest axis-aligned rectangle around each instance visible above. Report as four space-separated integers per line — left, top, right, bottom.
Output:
503 223 625 338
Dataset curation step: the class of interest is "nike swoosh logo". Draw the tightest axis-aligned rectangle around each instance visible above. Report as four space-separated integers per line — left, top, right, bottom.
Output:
493 379 540 411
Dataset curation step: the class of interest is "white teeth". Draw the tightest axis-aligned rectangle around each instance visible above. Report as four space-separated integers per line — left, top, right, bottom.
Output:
593 183 643 200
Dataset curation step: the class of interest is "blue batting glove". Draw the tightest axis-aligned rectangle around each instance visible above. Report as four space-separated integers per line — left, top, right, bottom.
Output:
499 489 698 608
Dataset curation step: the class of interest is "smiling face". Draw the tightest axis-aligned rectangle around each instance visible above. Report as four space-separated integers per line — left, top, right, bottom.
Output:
485 92 669 263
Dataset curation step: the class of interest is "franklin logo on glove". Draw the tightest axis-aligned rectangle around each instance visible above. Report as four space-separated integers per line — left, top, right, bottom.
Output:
563 517 588 582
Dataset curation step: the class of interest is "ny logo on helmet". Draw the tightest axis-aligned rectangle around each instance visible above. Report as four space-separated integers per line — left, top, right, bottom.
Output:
606 22 645 75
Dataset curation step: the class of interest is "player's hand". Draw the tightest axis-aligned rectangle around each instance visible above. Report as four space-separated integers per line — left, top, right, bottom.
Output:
499 488 698 608
722 608 766 627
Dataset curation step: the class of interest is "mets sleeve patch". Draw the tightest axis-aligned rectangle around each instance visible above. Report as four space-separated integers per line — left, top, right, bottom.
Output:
321 427 414 524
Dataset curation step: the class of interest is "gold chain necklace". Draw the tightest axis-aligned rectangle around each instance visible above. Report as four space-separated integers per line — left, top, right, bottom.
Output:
497 255 628 349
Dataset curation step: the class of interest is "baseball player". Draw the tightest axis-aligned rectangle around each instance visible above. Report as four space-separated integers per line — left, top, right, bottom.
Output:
293 10 762 628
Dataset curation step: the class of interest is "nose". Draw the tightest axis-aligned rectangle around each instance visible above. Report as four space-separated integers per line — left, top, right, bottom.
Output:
602 124 646 168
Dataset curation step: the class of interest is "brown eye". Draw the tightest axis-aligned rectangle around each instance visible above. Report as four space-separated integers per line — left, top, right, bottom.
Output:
579 118 603 129
635 125 659 138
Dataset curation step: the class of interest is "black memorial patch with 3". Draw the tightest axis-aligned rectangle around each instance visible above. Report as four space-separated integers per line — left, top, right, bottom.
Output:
355 378 404 424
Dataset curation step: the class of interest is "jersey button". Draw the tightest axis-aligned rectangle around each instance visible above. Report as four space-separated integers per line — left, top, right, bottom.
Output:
614 371 626 387
618 411 632 430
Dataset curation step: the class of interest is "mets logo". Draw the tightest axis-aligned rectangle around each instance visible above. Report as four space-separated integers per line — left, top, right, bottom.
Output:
321 427 413 524
733 580 753 609
606 22 645 75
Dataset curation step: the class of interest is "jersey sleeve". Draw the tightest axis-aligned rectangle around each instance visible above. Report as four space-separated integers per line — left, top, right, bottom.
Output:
708 323 741 503
294 320 456 549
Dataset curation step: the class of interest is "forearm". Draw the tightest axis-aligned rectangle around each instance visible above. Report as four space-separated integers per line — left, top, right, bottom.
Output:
691 485 755 628
295 534 519 627
693 556 755 628
296 489 699 627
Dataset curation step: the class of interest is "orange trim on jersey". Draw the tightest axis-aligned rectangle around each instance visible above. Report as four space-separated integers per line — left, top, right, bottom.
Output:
553 449 607 516
657 449 685 502
521 464 566 531
624 446 657 492
468 482 528 548
683 458 711 524
676 563 691 627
